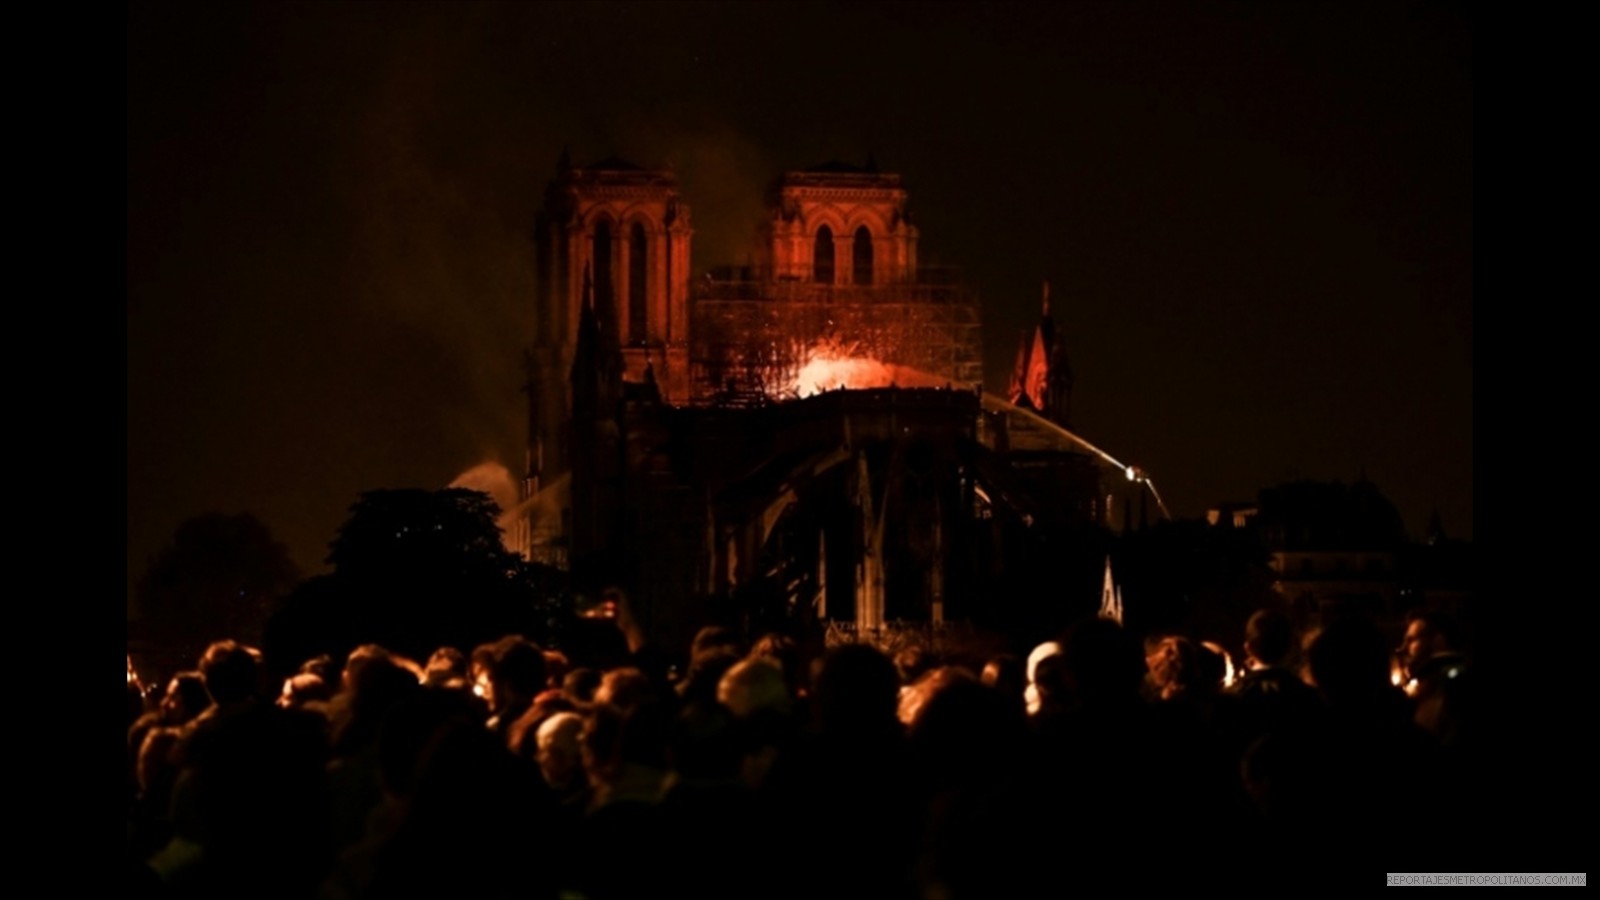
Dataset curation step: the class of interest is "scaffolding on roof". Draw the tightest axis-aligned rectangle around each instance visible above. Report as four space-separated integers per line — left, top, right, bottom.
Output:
689 268 983 404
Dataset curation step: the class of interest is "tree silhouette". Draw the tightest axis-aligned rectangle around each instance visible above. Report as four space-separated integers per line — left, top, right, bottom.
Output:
265 488 553 673
327 488 517 579
131 512 301 676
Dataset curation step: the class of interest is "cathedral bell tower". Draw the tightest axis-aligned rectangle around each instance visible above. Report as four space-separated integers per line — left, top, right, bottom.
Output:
522 155 692 561
761 160 918 285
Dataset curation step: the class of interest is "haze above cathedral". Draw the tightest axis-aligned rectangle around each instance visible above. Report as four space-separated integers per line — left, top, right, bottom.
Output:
128 3 1471 584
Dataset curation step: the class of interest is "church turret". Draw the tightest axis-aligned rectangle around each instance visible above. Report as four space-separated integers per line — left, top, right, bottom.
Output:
570 263 623 418
1007 280 1074 428
569 262 625 569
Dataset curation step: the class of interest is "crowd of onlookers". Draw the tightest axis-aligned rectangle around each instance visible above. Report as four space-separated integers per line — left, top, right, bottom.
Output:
126 601 1478 898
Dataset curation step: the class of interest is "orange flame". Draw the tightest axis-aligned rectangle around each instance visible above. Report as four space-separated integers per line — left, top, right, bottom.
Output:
789 352 946 398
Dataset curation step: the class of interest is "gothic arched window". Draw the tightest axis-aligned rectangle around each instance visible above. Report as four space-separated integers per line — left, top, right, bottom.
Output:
853 225 873 285
814 225 834 284
629 222 648 342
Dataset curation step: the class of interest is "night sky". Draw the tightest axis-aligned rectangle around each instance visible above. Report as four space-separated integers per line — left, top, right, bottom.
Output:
127 2 1472 592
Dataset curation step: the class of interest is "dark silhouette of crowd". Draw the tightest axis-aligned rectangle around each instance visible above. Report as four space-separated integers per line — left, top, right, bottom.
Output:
126 600 1480 898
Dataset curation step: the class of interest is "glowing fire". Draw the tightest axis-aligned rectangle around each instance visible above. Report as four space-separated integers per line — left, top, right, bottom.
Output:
789 353 946 398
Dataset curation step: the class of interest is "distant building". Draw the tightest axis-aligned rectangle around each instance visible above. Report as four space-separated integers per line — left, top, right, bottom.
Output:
1205 501 1259 530
1210 480 1406 626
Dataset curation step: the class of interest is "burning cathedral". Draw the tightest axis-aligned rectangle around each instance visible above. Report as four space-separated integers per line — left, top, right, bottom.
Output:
516 155 1149 644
